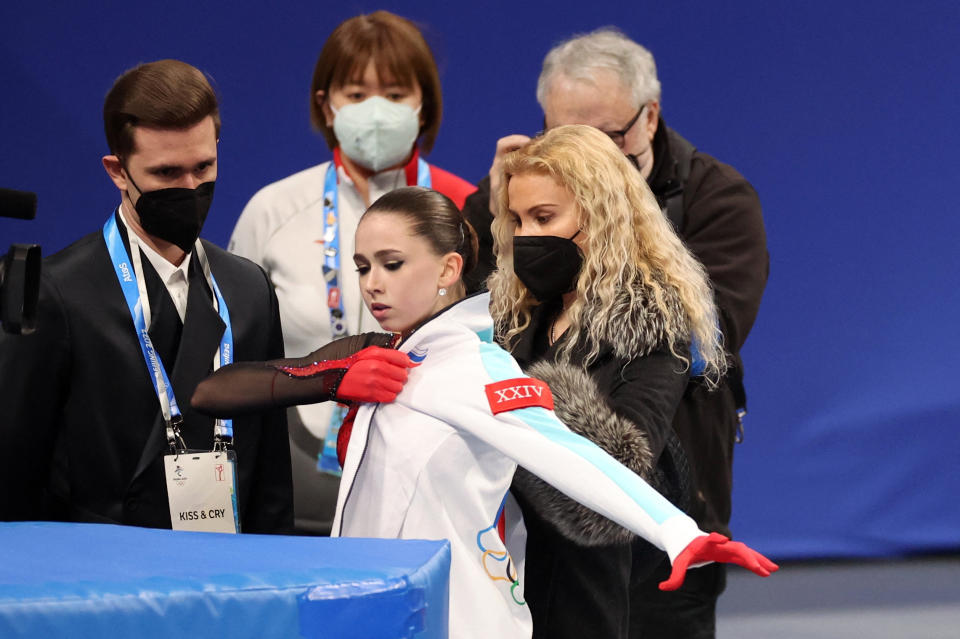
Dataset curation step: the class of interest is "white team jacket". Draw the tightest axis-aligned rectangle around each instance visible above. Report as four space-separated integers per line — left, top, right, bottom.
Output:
332 293 705 639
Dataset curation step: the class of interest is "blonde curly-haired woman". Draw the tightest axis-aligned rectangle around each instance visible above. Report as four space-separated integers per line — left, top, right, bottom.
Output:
489 124 728 639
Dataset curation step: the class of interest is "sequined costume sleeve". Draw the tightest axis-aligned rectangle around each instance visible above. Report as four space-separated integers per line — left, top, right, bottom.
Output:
191 332 395 417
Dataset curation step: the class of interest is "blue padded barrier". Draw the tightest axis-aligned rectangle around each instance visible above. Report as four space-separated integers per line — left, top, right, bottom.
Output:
0 522 450 638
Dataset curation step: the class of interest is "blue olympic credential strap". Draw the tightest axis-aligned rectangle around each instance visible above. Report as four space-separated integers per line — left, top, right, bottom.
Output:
103 213 234 441
317 164 350 476
416 157 432 188
322 164 348 340
103 214 181 422
204 256 235 440
317 404 349 476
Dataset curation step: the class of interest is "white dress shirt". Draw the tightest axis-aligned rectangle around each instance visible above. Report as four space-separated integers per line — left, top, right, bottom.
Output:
119 204 192 323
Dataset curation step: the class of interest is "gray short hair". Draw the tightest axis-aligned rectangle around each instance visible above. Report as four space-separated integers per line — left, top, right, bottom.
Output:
536 28 661 110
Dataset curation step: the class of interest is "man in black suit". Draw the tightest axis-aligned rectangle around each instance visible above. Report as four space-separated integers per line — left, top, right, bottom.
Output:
0 59 293 533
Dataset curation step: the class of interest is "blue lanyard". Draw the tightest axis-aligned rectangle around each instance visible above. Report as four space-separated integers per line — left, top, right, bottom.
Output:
415 157 432 188
320 157 431 338
103 212 235 448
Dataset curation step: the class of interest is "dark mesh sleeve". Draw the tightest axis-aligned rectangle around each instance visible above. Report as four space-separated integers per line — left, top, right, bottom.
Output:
191 332 395 417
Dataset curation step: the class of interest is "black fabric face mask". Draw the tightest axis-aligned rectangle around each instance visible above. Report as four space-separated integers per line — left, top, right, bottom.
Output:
512 230 583 302
125 169 215 252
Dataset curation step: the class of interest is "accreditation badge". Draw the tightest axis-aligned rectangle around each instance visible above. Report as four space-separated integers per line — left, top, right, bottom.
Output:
164 450 240 533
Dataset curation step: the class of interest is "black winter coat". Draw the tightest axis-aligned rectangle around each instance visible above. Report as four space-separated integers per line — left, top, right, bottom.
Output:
505 289 692 639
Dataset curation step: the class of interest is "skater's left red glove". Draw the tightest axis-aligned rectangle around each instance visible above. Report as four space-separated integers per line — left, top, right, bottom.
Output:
659 532 779 591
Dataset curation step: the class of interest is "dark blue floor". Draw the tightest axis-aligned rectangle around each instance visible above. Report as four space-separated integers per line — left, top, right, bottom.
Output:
717 555 960 638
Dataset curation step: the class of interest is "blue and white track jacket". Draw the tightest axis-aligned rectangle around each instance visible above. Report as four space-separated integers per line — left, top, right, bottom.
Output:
332 293 705 639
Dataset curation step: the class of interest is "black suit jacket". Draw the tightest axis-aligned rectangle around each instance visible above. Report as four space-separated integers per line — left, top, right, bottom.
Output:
0 212 293 533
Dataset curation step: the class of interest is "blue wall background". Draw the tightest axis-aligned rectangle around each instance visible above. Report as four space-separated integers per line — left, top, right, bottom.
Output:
2 1 958 559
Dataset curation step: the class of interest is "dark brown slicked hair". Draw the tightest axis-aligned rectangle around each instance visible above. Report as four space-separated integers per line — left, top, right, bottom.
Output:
310 11 442 154
365 186 478 295
103 59 221 157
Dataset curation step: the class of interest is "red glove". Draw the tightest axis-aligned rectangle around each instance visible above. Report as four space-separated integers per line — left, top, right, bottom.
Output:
659 532 779 591
335 346 417 403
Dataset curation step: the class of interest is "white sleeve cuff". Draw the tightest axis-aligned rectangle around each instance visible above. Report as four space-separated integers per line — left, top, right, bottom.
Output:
660 514 708 563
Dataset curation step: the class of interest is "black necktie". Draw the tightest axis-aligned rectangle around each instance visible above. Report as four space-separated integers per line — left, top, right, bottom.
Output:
141 251 183 369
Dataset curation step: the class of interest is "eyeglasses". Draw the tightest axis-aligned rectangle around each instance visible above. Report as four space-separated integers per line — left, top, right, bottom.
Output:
601 104 646 148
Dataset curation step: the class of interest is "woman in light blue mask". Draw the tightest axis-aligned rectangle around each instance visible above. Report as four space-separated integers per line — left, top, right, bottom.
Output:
229 10 476 536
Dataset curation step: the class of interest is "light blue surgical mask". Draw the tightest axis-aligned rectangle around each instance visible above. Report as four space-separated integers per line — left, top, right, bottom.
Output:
332 96 421 172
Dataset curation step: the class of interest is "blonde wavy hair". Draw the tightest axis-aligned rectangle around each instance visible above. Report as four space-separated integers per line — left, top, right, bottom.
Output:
488 125 726 383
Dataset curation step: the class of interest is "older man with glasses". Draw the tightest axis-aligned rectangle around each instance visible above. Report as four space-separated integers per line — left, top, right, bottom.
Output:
463 28 769 639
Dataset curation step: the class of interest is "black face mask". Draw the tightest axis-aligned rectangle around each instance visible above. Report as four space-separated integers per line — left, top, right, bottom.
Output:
512 230 583 302
125 169 215 252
